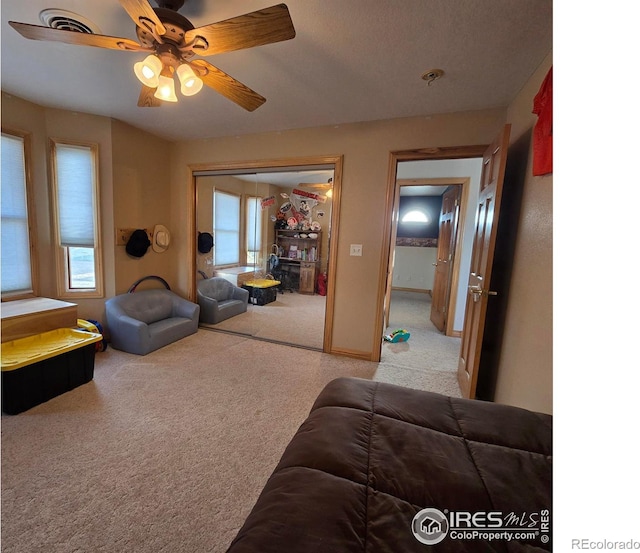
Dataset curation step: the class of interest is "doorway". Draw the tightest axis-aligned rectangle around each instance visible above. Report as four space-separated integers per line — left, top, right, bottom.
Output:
378 152 484 381
189 156 343 352
387 177 468 338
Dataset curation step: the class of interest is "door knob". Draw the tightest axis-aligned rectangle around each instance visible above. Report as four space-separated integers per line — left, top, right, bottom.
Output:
468 285 497 302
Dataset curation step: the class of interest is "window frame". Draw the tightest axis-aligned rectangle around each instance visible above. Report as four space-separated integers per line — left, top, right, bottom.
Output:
49 138 104 299
1 127 39 300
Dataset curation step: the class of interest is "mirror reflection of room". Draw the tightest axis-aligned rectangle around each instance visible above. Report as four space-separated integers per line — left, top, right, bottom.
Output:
195 169 333 350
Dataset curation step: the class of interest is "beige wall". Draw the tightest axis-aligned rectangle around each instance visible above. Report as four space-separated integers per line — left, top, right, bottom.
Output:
169 110 507 359
111 120 174 295
494 52 553 414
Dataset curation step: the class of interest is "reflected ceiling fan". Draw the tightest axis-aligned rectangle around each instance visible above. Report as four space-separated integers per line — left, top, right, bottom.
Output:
9 0 296 110
298 178 333 189
299 183 332 189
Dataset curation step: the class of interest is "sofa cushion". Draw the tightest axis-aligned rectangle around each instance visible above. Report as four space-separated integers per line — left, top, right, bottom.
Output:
118 289 173 324
198 277 234 301
148 317 196 352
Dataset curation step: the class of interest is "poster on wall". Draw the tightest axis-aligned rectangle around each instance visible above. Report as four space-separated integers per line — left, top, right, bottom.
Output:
273 187 328 231
261 195 276 209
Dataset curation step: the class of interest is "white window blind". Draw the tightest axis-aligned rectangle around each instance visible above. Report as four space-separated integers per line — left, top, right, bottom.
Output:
214 191 240 266
54 144 95 247
1 133 32 293
246 197 262 252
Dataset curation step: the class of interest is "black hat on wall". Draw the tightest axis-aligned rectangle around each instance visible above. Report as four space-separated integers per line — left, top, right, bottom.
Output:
126 229 151 258
198 232 213 254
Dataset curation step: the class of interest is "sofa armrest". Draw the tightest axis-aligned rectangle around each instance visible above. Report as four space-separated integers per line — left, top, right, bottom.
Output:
197 294 219 309
172 295 200 321
232 287 250 303
106 311 151 355
197 294 220 321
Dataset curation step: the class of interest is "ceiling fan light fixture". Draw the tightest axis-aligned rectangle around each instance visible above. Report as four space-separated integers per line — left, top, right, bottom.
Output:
154 74 178 102
11 3 297 111
134 54 162 88
176 64 203 97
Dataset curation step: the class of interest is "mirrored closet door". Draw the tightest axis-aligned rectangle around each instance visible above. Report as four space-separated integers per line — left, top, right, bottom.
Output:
195 167 334 350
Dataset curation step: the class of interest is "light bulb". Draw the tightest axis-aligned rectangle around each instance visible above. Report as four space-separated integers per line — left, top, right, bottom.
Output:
133 55 162 88
153 74 178 102
176 64 203 96
142 66 155 80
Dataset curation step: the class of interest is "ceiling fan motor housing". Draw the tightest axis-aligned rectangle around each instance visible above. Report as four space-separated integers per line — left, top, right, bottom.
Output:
136 7 196 57
155 0 185 10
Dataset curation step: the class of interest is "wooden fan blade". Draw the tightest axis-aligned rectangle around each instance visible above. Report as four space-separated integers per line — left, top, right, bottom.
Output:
184 3 295 57
118 0 166 35
191 60 266 111
137 85 162 107
9 21 143 50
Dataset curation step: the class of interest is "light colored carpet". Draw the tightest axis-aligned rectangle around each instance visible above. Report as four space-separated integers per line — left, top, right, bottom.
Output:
374 290 462 397
206 288 462 396
1 331 376 553
202 291 326 350
1 294 462 552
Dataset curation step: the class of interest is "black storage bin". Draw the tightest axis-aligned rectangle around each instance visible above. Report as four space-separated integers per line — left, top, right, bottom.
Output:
2 344 96 415
243 285 278 306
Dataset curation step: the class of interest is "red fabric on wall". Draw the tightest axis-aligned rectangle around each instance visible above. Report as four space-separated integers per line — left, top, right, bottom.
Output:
532 66 552 176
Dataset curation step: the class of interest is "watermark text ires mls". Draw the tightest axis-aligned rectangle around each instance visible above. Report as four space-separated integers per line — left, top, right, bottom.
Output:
411 507 551 546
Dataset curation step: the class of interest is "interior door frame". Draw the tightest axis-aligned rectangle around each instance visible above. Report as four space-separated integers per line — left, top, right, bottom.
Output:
187 155 343 353
376 146 486 362
393 177 469 337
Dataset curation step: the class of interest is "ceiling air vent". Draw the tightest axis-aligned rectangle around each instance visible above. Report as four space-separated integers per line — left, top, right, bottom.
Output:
39 9 101 34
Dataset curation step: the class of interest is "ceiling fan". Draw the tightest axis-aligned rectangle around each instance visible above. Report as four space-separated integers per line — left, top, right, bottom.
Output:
299 183 332 188
298 178 333 189
8 0 296 110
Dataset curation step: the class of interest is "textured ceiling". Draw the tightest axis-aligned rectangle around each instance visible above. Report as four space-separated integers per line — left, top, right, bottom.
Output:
1 0 552 142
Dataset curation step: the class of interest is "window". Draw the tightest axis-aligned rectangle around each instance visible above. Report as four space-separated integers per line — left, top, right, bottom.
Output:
1 130 36 298
213 190 240 266
402 210 429 223
246 196 262 265
50 139 103 297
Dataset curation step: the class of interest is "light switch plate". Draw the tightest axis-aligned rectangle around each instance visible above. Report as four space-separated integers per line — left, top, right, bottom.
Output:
350 244 363 256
